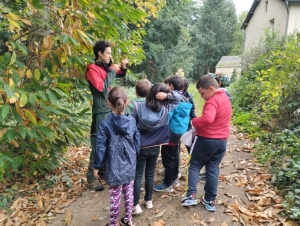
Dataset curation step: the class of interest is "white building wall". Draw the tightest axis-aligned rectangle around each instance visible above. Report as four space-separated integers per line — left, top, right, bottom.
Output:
287 2 300 34
244 0 287 49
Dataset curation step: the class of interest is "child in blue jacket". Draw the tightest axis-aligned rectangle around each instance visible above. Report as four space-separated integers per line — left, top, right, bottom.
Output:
93 86 140 226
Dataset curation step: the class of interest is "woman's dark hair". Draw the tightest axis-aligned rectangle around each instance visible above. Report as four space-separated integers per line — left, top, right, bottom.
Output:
93 40 111 61
108 86 128 115
146 83 170 112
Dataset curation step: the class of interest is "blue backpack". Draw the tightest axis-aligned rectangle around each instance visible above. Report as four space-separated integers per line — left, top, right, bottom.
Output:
169 96 192 135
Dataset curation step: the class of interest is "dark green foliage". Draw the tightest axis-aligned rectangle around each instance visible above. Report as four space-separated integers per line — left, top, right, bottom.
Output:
132 0 195 82
232 31 300 220
191 0 237 78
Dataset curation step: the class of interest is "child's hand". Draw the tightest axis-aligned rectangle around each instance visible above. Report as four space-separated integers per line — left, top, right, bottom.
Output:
156 92 167 100
110 64 120 71
94 169 99 178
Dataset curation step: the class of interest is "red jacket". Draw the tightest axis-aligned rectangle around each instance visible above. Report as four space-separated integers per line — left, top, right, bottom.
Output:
192 89 232 139
86 63 124 92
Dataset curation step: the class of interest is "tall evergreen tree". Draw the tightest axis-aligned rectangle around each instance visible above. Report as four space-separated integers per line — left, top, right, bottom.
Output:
229 11 247 55
133 0 195 82
191 0 236 78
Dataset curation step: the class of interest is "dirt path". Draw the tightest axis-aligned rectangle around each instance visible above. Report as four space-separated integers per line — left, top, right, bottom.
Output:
48 126 258 226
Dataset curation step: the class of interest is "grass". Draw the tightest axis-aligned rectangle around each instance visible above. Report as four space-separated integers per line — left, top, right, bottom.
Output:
188 83 204 116
126 83 205 116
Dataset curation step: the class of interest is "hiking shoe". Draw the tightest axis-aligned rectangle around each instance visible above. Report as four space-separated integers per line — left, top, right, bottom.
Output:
173 179 180 187
143 200 153 209
181 194 197 206
153 182 174 192
88 180 104 191
120 217 135 226
132 204 142 215
201 196 216 212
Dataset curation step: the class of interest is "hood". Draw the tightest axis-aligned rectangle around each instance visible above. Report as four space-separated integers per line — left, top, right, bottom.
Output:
136 103 168 129
111 114 135 135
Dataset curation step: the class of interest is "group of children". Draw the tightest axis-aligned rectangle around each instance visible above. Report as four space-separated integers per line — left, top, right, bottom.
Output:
92 74 232 226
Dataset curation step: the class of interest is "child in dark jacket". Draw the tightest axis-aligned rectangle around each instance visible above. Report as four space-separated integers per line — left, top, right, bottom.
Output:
131 83 181 215
93 86 140 226
154 75 192 192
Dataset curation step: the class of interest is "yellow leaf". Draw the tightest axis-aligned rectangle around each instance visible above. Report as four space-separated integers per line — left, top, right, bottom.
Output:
77 29 88 39
34 69 41 80
9 20 21 31
9 78 14 87
10 140 19 148
18 69 25 78
33 171 38 175
20 93 28 107
20 18 31 26
26 69 32 78
24 109 36 125
61 52 67 63
65 209 71 225
9 51 16 66
9 93 20 104
87 11 95 19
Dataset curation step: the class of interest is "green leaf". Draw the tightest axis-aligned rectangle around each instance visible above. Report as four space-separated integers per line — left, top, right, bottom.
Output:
16 42 27 55
46 90 58 104
32 0 44 9
11 108 23 124
37 126 53 136
18 126 26 139
4 84 13 98
37 91 49 101
24 110 37 125
55 0 67 8
7 130 16 142
3 52 11 65
1 104 10 120
29 93 37 105
20 94 28 107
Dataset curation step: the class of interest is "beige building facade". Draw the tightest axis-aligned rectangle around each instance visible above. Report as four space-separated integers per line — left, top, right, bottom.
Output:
242 0 300 49
215 56 242 80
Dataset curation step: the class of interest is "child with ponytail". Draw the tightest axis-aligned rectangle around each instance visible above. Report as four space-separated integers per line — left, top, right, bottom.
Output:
93 86 140 226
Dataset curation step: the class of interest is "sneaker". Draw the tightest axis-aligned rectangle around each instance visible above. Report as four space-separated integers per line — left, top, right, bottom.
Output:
153 182 174 192
201 196 216 212
173 179 180 187
120 217 135 226
132 204 142 215
181 194 197 206
143 200 153 209
88 180 104 191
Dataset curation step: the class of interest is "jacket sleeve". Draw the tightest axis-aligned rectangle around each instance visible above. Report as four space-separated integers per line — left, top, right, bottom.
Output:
86 67 106 92
115 67 127 78
166 91 181 112
192 102 217 128
92 122 108 169
189 96 197 119
134 126 140 155
130 104 138 121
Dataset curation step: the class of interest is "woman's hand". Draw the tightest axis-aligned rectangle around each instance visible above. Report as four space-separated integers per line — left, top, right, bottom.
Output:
120 59 128 69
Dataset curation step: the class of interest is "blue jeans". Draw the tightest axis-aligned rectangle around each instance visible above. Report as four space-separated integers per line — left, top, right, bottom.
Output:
187 136 227 201
134 146 160 205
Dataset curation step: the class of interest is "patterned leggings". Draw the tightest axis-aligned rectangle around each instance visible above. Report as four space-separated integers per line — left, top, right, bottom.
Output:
109 180 134 226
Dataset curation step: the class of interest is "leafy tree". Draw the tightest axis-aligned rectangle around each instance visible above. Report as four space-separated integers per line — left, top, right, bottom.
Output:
191 0 236 78
229 11 247 55
0 0 165 180
133 0 195 82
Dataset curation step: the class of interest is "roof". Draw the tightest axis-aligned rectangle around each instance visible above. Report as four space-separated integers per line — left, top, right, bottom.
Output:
241 0 260 30
215 56 242 68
